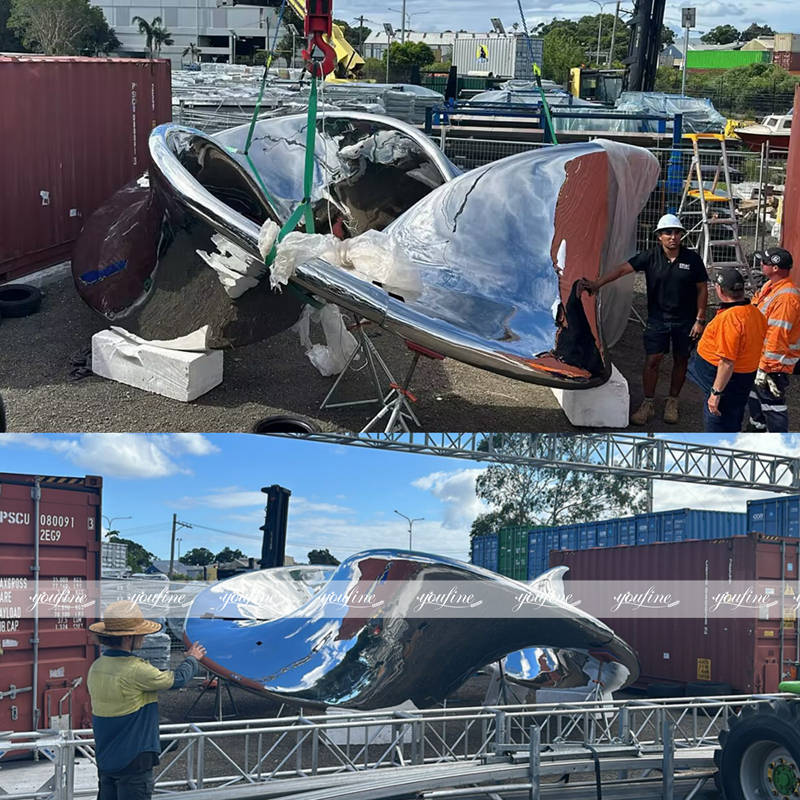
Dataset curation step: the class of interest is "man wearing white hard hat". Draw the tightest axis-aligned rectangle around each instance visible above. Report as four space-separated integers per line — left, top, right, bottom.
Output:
88 601 206 800
581 213 708 425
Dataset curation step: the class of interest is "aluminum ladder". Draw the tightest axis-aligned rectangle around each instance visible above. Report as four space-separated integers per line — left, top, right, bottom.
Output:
678 133 748 283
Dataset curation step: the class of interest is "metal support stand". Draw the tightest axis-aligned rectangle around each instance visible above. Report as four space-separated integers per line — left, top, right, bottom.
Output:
360 341 443 433
185 675 239 722
320 319 396 411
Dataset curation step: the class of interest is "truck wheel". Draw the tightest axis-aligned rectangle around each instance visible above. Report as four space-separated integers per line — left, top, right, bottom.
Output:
715 700 800 799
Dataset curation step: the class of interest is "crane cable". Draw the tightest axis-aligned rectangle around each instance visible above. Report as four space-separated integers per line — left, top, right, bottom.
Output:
515 0 558 144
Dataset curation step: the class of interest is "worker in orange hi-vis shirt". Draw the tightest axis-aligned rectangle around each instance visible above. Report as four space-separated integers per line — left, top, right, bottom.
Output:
747 247 800 432
688 268 767 432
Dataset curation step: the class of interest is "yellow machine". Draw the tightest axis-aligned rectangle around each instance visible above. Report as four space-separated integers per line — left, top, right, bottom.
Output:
285 0 364 79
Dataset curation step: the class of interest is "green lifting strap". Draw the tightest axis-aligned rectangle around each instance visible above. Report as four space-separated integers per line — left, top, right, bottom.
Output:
263 73 319 267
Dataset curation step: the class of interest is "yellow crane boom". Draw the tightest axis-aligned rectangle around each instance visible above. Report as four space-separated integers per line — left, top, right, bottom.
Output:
285 0 365 79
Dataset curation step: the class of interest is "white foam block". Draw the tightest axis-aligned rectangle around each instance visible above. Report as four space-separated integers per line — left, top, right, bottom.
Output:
551 364 629 428
324 700 418 745
92 329 223 402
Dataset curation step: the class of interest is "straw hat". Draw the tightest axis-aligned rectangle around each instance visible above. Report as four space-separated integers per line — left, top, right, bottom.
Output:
89 600 162 636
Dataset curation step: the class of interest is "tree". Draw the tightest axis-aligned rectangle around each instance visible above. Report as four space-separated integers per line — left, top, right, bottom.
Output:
308 548 340 566
739 23 775 42
700 25 740 45
542 29 586 84
182 547 215 566
214 546 245 563
78 5 119 56
469 435 648 537
182 41 201 65
107 534 155 573
0 0 26 51
132 15 173 58
383 40 435 69
9 0 99 54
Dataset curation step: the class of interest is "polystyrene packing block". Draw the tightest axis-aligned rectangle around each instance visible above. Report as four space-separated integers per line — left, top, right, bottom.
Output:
551 364 629 428
92 329 223 402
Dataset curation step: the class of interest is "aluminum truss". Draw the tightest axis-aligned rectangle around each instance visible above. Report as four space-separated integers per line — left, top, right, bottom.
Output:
0 695 768 800
293 433 800 494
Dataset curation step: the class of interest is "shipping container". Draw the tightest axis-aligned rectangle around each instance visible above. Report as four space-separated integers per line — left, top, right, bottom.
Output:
748 496 800 538
472 533 500 572
686 49 770 70
453 34 542 80
550 534 800 693
528 510 746 577
0 472 102 733
772 51 800 72
774 33 800 53
498 526 530 580
0 56 172 281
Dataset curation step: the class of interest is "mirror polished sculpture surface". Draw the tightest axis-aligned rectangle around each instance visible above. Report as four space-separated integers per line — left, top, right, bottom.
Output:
73 112 659 388
185 551 638 709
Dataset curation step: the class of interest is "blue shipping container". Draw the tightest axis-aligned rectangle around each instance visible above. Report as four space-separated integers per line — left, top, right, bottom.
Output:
748 497 800 539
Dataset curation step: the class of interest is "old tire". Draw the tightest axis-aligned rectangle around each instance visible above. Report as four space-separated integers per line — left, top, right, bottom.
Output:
715 700 800 799
0 284 42 317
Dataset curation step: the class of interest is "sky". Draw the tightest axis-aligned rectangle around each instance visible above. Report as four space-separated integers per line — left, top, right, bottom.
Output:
1 432 799 565
334 0 795 41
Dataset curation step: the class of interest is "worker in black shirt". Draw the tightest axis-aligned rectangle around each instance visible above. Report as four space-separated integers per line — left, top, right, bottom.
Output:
580 214 708 425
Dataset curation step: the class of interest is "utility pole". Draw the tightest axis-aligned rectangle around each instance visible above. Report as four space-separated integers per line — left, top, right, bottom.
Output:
358 14 365 54
401 0 406 43
169 515 192 578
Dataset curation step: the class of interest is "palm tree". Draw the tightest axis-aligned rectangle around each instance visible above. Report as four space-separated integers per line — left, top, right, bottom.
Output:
182 42 202 65
132 16 173 58
152 20 174 57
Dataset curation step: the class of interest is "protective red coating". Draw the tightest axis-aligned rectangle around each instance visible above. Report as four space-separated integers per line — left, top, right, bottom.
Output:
783 87 800 284
550 533 800 693
0 472 102 734
0 56 171 281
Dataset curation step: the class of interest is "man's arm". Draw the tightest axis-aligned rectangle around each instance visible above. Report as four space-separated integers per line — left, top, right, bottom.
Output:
691 281 709 340
707 357 735 416
580 262 635 295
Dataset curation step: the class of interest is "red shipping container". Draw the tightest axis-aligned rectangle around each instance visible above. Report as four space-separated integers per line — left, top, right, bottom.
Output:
0 56 171 281
772 51 800 71
784 87 800 280
0 472 101 733
550 534 800 694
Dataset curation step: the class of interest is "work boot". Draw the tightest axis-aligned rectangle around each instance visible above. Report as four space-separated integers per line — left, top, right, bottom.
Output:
630 398 655 425
663 396 679 424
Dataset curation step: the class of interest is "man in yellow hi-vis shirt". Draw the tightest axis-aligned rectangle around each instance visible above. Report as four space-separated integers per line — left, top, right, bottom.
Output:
88 601 206 800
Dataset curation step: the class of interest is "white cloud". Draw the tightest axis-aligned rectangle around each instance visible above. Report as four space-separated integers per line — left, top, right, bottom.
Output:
412 468 488 529
176 488 353 514
0 433 216 478
158 433 220 456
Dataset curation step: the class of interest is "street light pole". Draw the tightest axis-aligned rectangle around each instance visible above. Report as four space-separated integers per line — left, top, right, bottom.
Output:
588 0 606 65
102 515 131 535
607 0 620 66
394 509 424 550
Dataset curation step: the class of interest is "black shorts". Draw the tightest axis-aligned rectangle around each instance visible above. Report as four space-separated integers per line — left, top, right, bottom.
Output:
644 319 694 357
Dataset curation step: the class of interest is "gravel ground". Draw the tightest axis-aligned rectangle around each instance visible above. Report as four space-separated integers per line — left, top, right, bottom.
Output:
3 267 797 433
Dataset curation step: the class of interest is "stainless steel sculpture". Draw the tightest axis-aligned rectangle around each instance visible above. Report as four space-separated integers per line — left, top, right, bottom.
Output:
73 112 659 388
184 551 638 709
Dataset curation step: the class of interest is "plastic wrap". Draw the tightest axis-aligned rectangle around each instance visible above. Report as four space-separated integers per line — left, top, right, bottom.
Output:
291 303 358 376
614 92 727 133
